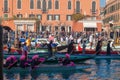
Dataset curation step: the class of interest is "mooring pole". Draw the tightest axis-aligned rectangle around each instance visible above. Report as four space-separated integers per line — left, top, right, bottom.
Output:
0 25 3 80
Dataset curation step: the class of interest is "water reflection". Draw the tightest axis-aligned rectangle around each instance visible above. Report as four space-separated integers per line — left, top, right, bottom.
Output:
94 59 111 79
3 59 120 80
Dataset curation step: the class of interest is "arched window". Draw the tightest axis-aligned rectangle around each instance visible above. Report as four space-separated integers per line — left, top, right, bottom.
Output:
37 0 41 9
42 0 46 12
55 0 59 9
76 0 80 13
4 0 8 12
92 1 96 13
17 0 21 9
68 0 71 9
48 0 52 9
30 0 34 9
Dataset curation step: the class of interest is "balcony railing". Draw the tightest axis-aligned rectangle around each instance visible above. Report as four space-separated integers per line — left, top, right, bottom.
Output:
90 9 97 14
41 9 48 13
74 9 82 13
2 8 10 13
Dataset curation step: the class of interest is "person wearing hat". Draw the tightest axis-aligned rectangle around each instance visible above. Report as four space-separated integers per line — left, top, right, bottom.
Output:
4 56 17 68
67 40 75 54
95 39 102 55
62 53 71 65
107 39 115 55
110 39 115 49
47 40 53 57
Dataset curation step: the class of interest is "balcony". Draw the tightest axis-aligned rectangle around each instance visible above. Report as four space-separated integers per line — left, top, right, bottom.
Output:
2 8 10 13
74 9 82 14
90 9 97 15
41 9 48 14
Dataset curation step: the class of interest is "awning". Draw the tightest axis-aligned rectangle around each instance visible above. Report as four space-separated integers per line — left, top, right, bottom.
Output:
83 22 97 28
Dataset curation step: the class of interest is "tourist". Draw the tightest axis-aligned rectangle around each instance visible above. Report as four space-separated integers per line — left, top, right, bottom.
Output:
7 40 11 53
22 43 28 60
89 34 93 49
26 37 31 52
82 39 86 54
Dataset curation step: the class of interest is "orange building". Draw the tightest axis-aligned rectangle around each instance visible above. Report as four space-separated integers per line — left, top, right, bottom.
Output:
0 0 102 33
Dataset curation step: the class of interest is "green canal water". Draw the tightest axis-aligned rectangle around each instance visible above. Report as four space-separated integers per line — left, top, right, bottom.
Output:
3 59 120 80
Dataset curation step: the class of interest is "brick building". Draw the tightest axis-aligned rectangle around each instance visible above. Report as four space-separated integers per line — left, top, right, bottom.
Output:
0 0 102 33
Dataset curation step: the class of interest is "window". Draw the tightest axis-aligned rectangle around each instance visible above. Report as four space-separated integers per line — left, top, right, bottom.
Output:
37 0 41 9
54 15 60 20
30 0 34 9
42 0 47 12
47 15 53 20
55 26 58 31
66 15 72 21
55 0 59 9
48 0 52 9
92 1 96 13
68 0 71 9
76 1 80 13
17 14 23 18
29 14 35 18
4 0 8 12
37 14 42 20
17 0 22 9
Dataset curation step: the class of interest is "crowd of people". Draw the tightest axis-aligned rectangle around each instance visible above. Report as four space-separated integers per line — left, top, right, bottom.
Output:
4 30 117 55
3 29 119 68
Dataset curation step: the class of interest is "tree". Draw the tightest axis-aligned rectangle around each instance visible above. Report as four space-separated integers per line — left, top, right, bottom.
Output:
72 13 85 22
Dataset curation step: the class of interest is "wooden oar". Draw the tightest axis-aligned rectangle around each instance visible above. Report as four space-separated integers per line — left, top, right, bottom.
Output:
7 60 18 69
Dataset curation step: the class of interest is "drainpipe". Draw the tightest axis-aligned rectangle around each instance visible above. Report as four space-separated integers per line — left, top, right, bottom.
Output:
0 26 3 80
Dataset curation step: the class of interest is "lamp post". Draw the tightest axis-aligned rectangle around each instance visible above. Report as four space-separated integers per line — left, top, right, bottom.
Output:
0 25 3 80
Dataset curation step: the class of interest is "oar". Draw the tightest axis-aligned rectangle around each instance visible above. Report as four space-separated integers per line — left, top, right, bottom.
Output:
7 60 18 69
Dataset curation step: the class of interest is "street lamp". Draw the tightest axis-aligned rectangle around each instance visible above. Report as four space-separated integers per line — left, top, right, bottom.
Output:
0 26 3 80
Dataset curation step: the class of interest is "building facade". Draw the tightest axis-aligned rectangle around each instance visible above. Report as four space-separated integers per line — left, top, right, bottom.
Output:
104 0 120 32
0 0 102 34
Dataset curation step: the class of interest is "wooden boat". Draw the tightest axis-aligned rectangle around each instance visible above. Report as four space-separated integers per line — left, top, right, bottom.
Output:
55 53 120 59
43 55 93 64
58 49 120 55
3 64 91 73
3 51 49 59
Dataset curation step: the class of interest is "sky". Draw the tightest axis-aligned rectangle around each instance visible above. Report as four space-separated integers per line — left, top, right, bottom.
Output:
100 0 106 7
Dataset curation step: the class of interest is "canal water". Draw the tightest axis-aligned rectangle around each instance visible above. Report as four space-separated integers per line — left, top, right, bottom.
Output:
4 59 120 80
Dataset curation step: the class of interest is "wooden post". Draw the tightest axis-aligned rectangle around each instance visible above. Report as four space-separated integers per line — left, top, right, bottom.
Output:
0 25 3 80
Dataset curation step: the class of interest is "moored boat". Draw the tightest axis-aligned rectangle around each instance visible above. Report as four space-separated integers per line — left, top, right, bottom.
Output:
55 53 120 59
3 64 91 73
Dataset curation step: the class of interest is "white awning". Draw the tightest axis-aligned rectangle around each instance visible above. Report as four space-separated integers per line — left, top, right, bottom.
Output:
83 22 97 28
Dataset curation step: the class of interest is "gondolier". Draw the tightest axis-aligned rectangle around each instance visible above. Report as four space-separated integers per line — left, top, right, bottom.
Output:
95 39 102 55
67 40 75 54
